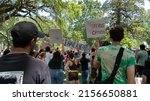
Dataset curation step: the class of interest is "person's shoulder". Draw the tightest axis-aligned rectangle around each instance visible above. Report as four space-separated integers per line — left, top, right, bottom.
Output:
98 45 110 51
123 48 135 58
31 57 48 67
124 48 134 54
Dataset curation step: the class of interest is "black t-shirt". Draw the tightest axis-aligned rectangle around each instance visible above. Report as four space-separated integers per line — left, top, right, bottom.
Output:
48 55 64 69
0 53 51 84
147 51 150 59
143 69 150 84
80 58 90 71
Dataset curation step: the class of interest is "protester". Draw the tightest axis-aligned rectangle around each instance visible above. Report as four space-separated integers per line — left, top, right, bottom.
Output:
0 21 51 84
80 52 90 84
135 44 148 76
45 46 53 64
64 52 80 84
94 25 136 84
142 59 150 84
39 52 46 61
48 51 64 84
29 51 36 58
89 48 97 84
35 48 44 58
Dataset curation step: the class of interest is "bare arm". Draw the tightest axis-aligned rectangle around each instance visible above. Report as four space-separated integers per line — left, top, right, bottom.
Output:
127 65 136 84
93 58 100 69
64 61 70 72
61 43 64 54
142 75 147 84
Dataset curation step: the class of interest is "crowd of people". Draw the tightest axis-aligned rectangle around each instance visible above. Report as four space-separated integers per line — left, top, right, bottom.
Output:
0 21 150 84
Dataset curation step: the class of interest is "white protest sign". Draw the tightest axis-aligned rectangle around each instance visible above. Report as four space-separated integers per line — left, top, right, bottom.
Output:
49 29 63 44
86 19 105 38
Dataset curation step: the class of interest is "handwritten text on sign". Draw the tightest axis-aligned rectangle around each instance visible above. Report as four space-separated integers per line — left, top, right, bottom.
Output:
49 29 63 44
86 19 105 38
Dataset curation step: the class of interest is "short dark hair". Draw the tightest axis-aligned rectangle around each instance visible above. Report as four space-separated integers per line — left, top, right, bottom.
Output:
91 48 96 52
140 44 146 50
11 21 44 48
45 46 50 52
109 25 124 41
69 53 74 59
82 52 86 58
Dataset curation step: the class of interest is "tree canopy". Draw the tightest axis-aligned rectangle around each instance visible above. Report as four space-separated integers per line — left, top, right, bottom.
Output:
1 0 150 49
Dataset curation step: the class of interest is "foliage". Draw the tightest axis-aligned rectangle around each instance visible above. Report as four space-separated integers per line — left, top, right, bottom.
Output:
102 0 149 47
0 17 17 48
1 0 150 49
69 0 102 44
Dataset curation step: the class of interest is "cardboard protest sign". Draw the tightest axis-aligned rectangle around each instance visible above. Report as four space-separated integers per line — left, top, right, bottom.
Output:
86 19 105 38
64 40 91 53
49 29 63 44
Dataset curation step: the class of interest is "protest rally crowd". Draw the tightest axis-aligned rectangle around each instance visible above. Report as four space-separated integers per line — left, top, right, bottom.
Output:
0 21 150 84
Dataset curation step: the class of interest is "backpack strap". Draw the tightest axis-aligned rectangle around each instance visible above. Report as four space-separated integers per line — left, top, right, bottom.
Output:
109 47 124 80
94 47 124 83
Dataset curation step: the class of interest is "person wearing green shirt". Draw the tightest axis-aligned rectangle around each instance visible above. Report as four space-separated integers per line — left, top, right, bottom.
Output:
94 26 136 84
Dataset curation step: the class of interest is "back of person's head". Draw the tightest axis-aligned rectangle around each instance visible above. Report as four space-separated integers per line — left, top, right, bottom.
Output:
51 51 61 64
45 46 50 52
69 52 74 59
53 51 61 59
91 48 96 52
109 25 124 42
39 49 45 53
140 44 146 50
11 21 44 48
82 52 86 58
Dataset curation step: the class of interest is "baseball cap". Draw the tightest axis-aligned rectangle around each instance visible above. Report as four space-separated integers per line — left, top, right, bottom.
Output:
11 21 45 41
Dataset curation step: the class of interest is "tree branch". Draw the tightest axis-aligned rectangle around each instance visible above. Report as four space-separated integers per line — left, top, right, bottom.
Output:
29 17 43 32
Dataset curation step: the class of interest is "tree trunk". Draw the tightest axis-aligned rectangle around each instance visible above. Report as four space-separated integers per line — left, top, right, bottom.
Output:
115 0 121 25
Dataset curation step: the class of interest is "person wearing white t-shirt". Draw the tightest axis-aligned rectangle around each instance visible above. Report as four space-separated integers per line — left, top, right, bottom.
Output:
45 46 53 64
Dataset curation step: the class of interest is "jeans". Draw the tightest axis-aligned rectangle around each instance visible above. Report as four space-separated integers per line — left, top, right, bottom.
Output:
50 69 64 84
82 70 89 84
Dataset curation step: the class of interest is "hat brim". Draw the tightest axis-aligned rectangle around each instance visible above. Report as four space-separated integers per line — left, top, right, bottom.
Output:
37 31 45 38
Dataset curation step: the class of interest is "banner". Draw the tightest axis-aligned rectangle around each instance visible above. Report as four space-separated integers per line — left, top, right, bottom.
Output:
64 40 91 53
49 29 63 44
86 19 105 38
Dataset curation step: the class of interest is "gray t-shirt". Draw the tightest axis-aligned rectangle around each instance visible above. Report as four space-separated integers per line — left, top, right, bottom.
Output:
136 50 148 66
0 53 51 84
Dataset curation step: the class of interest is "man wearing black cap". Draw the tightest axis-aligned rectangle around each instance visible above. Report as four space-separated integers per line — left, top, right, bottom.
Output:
0 21 51 84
